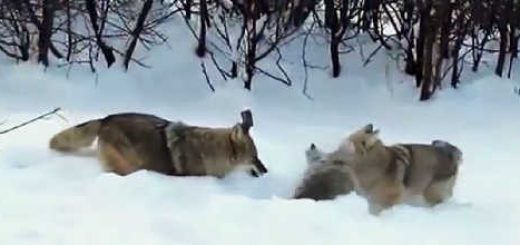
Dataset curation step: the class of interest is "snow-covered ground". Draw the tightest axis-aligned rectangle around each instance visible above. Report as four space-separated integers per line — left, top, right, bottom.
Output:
1 21 520 245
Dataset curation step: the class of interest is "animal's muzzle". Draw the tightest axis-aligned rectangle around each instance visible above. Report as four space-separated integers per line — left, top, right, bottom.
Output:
250 157 268 177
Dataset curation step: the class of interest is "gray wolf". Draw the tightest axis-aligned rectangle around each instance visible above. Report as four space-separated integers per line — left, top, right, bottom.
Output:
292 143 355 200
338 124 463 215
49 110 268 178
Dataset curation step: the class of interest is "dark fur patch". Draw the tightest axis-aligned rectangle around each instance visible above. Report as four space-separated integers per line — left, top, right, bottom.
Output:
432 150 459 181
165 123 189 175
294 166 353 200
390 145 413 186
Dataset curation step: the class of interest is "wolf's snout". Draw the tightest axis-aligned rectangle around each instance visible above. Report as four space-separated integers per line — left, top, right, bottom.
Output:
250 157 268 177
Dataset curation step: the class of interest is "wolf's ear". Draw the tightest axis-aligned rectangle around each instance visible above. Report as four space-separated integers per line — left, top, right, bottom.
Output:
372 129 380 135
364 123 374 133
240 109 254 134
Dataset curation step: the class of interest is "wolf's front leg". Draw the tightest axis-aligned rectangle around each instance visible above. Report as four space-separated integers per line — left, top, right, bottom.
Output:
368 203 385 216
367 183 403 216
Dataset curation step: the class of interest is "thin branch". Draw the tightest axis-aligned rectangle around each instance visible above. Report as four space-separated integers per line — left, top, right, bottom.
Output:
302 22 315 100
200 61 215 92
255 66 291 86
0 108 61 135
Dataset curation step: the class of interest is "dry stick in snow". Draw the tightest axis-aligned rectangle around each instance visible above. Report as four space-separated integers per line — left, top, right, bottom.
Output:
0 108 61 135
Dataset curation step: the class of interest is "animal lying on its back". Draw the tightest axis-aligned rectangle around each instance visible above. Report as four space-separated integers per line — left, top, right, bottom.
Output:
292 143 355 200
49 110 268 178
339 124 463 215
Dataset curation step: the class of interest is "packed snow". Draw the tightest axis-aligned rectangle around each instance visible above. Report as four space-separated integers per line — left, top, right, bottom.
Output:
1 21 520 245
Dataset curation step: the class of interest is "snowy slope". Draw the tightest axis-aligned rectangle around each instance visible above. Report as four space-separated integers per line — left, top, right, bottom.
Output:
1 21 520 245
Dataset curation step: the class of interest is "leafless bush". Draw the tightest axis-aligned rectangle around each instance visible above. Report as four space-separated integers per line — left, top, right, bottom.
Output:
0 0 178 71
0 0 518 101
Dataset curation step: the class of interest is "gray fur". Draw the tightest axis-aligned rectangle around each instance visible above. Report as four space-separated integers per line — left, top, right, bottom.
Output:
293 144 354 200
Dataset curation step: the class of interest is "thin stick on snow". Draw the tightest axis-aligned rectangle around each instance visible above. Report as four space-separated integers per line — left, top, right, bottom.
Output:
0 107 62 135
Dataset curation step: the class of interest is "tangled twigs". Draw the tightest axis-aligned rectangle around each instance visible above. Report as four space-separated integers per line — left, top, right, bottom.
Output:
0 107 62 135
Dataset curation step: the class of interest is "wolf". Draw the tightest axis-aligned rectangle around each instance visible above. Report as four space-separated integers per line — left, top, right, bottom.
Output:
49 110 268 178
292 143 355 200
337 124 463 215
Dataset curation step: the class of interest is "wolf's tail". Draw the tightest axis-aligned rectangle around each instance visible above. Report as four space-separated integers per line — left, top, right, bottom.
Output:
432 140 463 165
49 119 102 152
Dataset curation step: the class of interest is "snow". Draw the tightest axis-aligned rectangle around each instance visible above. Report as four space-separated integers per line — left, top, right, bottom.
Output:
1 20 520 245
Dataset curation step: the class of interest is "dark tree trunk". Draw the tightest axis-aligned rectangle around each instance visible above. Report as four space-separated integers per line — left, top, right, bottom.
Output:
245 35 256 90
495 27 508 77
38 0 55 66
420 31 434 101
472 1 497 72
245 33 256 90
404 41 416 75
292 0 315 27
244 2 257 90
85 0 116 67
403 0 416 75
371 0 381 37
419 2 438 101
361 0 373 31
451 48 461 88
19 26 30 61
66 0 72 61
472 30 491 72
511 31 519 59
507 0 519 78
124 0 154 70
451 17 466 88
415 2 430 88
324 0 341 77
439 1 453 59
231 62 238 78
185 0 192 20
330 36 341 77
508 32 518 78
195 0 207 57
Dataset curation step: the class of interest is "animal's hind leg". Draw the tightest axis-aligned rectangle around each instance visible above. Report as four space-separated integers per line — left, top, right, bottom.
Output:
97 129 141 176
368 183 404 215
423 176 457 206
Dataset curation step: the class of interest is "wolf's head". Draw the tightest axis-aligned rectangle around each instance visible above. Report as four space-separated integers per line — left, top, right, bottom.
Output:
166 110 268 178
228 122 268 177
305 143 327 166
338 123 382 156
